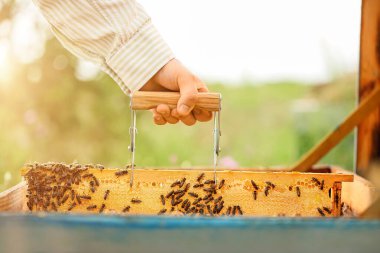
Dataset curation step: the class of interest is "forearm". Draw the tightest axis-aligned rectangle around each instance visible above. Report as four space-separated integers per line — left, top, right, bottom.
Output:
33 0 174 94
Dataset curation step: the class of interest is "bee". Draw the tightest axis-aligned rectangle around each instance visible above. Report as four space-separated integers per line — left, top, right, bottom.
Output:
184 183 190 192
80 195 91 200
175 192 186 200
171 196 176 206
232 206 237 216
51 202 57 211
82 173 93 178
158 208 167 215
90 186 96 193
216 204 224 214
251 180 259 190
196 203 205 209
203 193 212 200
253 191 257 200
131 198 142 204
96 164 104 170
266 181 275 189
104 190 110 200
125 164 135 169
184 202 191 211
203 188 216 194
93 176 99 186
207 205 213 216
170 207 175 212
311 177 321 185
173 189 185 195
193 183 204 188
76 195 82 204
204 180 215 185
68 202 76 211
323 207 332 214
296 186 301 197
122 206 131 212
160 195 165 205
87 205 97 210
199 208 205 215
165 190 174 199
99 204 106 213
71 190 75 201
218 179 225 189
193 198 202 205
320 180 325 190
197 173 205 182
214 196 222 204
289 186 293 191
170 180 181 187
317 207 325 216
188 192 199 198
264 186 270 196
204 197 214 204
226 206 232 215
61 194 69 204
115 170 128 177
236 206 243 215
181 199 189 208
179 178 186 188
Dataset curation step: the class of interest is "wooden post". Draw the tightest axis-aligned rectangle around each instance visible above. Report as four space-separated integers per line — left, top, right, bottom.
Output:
357 0 380 174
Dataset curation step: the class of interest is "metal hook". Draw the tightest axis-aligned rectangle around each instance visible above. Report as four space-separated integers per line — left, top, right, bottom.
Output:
129 105 137 187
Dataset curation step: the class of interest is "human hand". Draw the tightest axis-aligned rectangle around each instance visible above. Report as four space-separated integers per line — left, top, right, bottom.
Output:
139 59 213 125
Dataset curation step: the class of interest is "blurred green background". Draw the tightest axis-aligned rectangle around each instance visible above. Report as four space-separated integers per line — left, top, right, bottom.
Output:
0 1 356 191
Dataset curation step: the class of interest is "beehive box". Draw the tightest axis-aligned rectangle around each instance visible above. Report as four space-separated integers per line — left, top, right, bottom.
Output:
0 163 354 217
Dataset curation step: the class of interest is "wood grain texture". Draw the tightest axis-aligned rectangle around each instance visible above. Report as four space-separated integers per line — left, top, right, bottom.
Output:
131 92 221 111
292 84 380 172
0 182 26 211
357 0 380 174
17 167 352 217
334 168 378 215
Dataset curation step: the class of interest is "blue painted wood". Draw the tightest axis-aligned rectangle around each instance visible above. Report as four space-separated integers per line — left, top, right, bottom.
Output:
0 214 379 253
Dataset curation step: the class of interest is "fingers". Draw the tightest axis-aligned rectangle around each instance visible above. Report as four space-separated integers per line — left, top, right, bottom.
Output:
177 75 198 117
151 108 166 125
172 109 197 126
193 108 213 122
156 104 179 124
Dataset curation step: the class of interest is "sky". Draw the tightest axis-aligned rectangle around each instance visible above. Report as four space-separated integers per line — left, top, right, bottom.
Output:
139 0 362 84
0 0 363 85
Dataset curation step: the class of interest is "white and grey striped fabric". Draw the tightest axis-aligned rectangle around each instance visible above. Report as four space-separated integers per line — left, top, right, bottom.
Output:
33 0 175 95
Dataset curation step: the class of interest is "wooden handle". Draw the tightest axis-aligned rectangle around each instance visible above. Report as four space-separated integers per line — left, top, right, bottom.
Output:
292 83 380 172
131 91 221 111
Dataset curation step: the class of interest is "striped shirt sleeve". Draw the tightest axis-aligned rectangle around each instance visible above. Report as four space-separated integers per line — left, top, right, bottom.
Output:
32 0 175 94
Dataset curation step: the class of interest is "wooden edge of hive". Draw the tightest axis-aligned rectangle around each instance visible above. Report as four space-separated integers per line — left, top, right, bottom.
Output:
20 166 354 182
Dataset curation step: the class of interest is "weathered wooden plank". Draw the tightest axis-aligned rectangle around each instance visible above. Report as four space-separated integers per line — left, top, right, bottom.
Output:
0 182 26 212
19 166 353 217
357 0 380 174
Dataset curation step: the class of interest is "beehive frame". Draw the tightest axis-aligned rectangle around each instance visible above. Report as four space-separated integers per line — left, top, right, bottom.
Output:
13 164 354 217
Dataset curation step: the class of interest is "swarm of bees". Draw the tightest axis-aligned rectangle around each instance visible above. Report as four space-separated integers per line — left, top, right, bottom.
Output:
24 162 101 212
24 162 136 214
157 173 243 216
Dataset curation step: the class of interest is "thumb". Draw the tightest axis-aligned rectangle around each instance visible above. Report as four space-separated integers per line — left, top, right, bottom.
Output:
177 76 198 117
